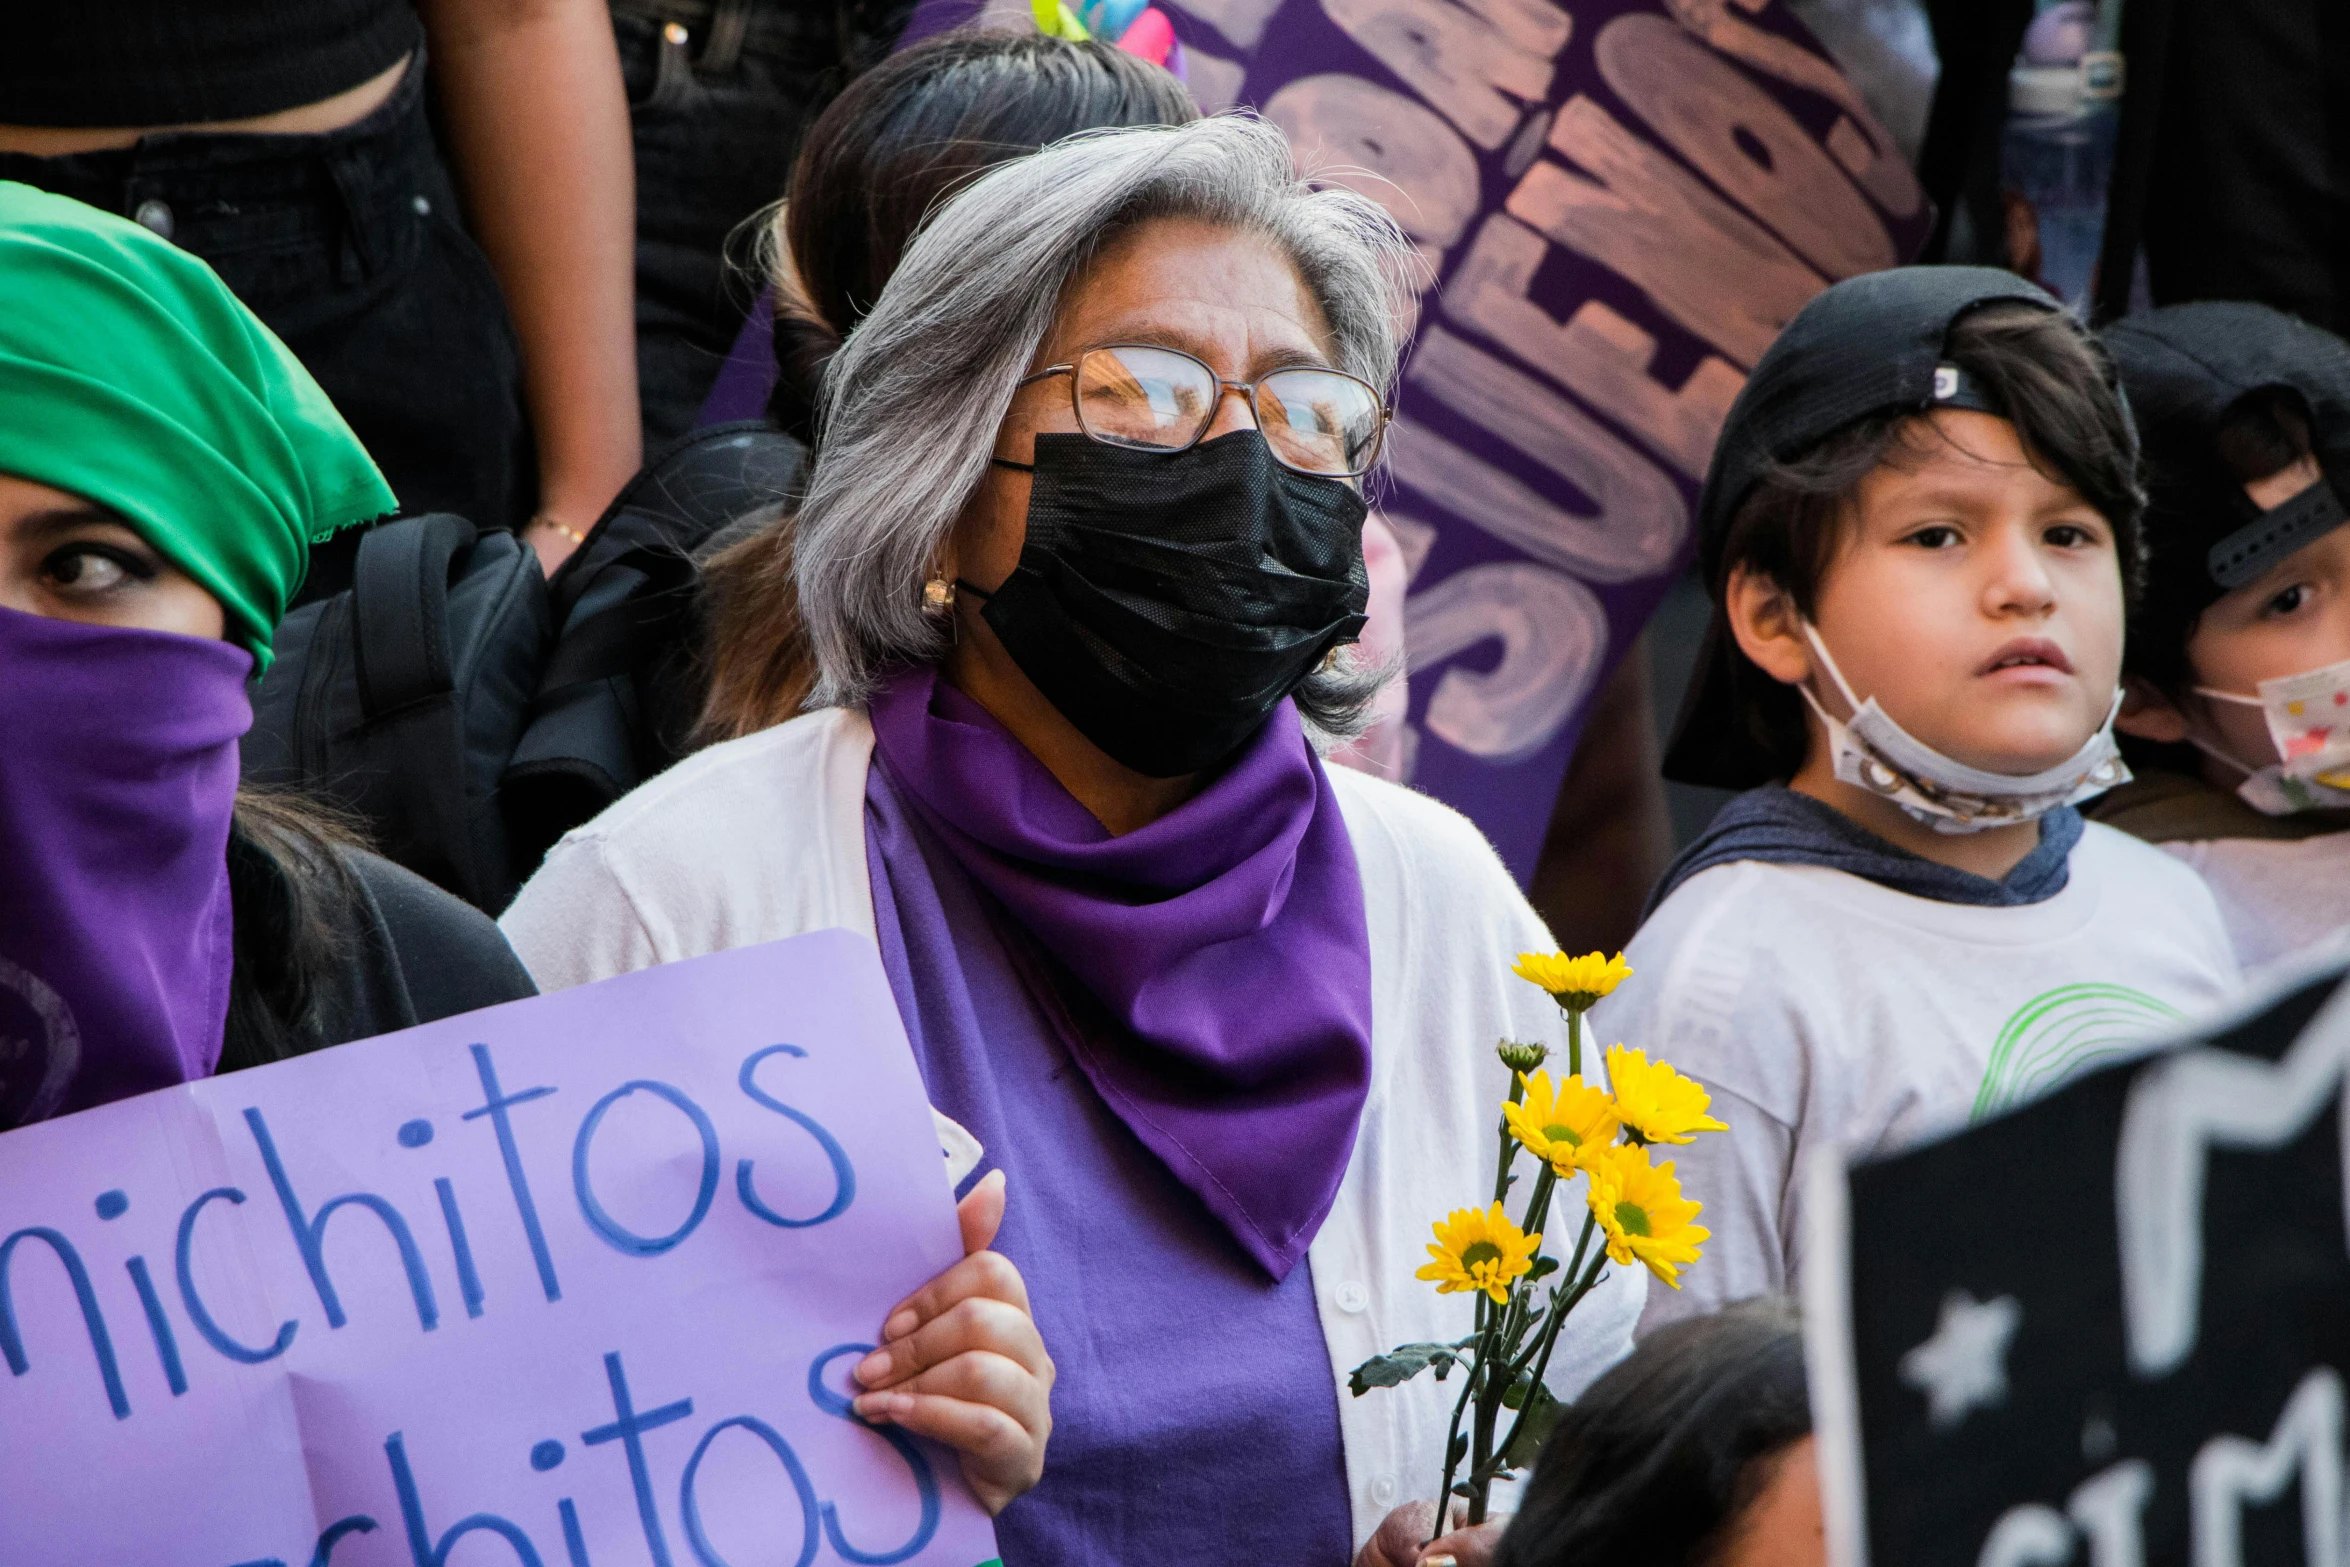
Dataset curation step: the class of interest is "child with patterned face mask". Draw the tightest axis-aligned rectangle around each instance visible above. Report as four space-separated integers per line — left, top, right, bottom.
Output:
2091 303 2350 970
1598 269 2241 1336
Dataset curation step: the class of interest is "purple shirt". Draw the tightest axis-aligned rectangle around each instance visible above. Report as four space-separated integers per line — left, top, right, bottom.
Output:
864 764 1356 1563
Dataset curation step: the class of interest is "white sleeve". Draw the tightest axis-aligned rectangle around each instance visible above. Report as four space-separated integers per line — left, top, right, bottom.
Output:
498 833 667 993
1636 1082 1796 1335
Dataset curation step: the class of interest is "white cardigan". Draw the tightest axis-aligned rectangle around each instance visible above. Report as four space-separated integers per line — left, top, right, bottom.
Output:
500 707 1645 1548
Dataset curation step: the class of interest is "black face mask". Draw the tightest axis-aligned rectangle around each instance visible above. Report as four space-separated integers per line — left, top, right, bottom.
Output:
964 430 1370 777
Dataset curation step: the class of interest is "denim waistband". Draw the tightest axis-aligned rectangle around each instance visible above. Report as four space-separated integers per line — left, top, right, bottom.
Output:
0 50 440 276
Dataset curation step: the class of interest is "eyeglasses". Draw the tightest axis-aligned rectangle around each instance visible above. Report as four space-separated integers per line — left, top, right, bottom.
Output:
1016 343 1390 478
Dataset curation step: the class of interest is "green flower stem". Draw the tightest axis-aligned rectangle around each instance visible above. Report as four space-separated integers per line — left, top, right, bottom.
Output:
1564 1005 1583 1079
1429 1298 1488 1547
1493 1164 1559 1352
1462 1282 1521 1530
1467 1335 1506 1526
1511 1211 1596 1382
1519 1163 1561 1249
1559 1209 1597 1309
1494 1244 1615 1471
1491 1110 1518 1208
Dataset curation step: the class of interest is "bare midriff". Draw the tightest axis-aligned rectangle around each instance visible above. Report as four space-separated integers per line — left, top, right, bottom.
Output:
0 53 411 155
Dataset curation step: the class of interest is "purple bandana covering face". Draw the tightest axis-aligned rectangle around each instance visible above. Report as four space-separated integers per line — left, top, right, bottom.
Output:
0 607 251 1128
866 663 1374 1279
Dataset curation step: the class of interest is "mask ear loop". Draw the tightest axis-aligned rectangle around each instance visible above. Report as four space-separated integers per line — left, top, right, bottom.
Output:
2182 685 2272 775
1798 621 1869 720
2188 736 2257 778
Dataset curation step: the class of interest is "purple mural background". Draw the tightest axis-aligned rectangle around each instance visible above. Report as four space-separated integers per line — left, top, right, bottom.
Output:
888 0 1929 879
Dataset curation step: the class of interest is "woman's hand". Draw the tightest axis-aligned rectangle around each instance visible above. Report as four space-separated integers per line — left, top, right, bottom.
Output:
1353 1503 1505 1567
851 1170 1054 1513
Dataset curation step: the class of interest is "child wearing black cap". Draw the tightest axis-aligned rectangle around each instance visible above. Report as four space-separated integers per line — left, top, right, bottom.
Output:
2091 303 2350 969
1593 268 2240 1334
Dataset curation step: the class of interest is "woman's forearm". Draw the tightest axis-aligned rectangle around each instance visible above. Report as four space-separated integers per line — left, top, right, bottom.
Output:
423 0 641 560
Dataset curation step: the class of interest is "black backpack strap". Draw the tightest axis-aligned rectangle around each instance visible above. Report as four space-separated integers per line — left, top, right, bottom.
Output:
352 513 476 720
346 514 493 904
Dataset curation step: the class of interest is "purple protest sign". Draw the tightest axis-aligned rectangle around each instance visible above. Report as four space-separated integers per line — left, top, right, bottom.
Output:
0 930 999 1567
890 0 1933 877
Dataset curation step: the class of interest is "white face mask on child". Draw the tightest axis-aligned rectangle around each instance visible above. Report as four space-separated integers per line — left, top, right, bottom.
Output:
2193 655 2350 815
1795 624 2131 834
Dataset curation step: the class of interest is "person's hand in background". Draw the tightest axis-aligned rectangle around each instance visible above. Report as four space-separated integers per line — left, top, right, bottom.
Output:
1354 1502 1505 1567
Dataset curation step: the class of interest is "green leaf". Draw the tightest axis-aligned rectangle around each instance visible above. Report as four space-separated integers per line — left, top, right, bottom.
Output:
1448 1433 1469 1466
1503 1383 1567 1468
1527 1254 1559 1281
1500 1371 1533 1410
1347 1343 1461 1396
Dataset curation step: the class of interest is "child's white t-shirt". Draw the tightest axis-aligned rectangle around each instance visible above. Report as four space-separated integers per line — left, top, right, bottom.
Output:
2160 831 2350 972
1598 819 2241 1335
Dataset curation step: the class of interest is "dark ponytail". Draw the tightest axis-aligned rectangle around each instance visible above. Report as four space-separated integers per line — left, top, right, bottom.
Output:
698 29 1196 743
218 790 371 1072
763 29 1199 442
1494 1300 1812 1567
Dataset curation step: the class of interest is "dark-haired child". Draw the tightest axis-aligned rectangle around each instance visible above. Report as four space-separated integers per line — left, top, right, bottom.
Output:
2090 303 2350 969
1598 269 2239 1334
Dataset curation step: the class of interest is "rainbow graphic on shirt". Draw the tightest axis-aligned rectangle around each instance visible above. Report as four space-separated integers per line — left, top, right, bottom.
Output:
1973 982 2184 1121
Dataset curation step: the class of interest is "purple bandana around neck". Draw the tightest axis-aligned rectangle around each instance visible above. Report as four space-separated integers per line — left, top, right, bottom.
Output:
866 663 1374 1280
0 607 251 1129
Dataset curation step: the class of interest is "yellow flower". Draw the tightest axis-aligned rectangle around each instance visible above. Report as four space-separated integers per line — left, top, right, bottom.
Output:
1586 1144 1709 1289
1513 950 1633 1011
1415 1202 1542 1304
1503 1070 1621 1174
1604 1045 1729 1146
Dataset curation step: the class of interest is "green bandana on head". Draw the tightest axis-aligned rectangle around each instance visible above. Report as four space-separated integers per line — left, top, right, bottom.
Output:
0 181 395 666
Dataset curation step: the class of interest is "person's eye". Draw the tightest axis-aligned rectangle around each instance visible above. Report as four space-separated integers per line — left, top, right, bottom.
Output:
39 542 154 598
2045 521 2102 548
1905 525 1962 549
2263 581 2315 619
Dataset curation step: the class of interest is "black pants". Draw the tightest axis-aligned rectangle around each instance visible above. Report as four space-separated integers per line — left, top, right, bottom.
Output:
614 0 907 447
0 56 533 600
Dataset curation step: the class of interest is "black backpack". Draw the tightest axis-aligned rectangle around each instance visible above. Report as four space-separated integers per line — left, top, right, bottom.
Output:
243 421 805 913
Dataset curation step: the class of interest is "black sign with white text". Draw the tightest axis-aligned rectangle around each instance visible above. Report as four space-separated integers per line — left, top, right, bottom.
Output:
1807 955 2350 1567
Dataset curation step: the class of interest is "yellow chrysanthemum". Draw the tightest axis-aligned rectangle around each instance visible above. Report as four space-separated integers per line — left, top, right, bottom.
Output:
1603 1045 1729 1146
1503 1070 1621 1174
1513 950 1633 1011
1586 1144 1709 1289
1415 1202 1542 1304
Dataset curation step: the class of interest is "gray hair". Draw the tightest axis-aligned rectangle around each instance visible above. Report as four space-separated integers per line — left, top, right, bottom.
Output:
793 112 1416 738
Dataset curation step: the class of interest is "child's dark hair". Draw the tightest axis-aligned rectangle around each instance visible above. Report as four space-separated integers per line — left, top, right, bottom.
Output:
2211 388 2315 490
1716 302 2145 779
1493 1299 1812 1567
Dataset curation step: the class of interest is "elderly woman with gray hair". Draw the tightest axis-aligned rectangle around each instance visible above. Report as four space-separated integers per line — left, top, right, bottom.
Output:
501 115 1643 1562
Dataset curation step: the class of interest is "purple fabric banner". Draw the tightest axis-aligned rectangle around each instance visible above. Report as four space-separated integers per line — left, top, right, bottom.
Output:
0 930 999 1567
902 0 1933 878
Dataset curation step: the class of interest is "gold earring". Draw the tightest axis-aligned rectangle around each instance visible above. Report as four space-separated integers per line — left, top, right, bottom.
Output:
922 577 955 616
